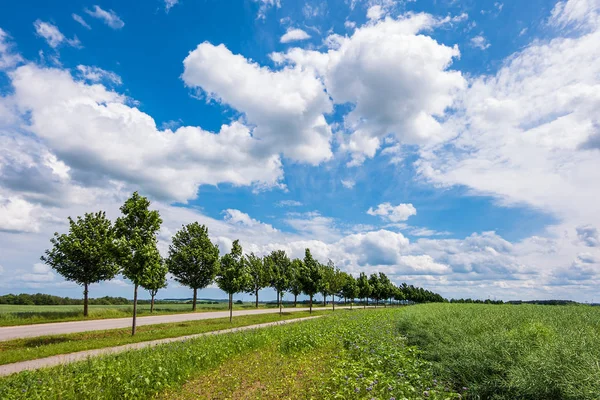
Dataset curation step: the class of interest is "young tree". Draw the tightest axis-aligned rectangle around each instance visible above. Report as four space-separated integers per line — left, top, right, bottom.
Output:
341 273 359 310
357 272 371 309
289 259 304 307
115 192 162 336
319 261 334 306
166 223 220 311
378 272 393 308
368 273 382 307
41 211 119 317
299 248 323 314
245 253 270 308
216 240 249 322
266 250 291 315
140 256 168 313
327 262 346 311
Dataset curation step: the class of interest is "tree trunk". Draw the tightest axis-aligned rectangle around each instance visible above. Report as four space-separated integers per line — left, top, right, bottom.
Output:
332 295 335 311
375 299 377 308
384 298 387 308
150 293 155 313
83 283 89 317
229 293 233 322
323 294 326 307
350 299 353 310
364 297 366 309
192 288 198 311
132 284 138 336
279 291 283 315
294 294 297 307
309 295 313 314
255 289 259 308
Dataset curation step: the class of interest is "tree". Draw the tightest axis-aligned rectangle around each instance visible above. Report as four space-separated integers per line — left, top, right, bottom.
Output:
140 255 168 313
319 261 334 306
216 240 249 322
266 250 291 315
299 248 323 314
245 253 270 308
377 272 393 307
368 273 382 307
41 211 119 317
289 259 304 307
341 273 359 310
166 223 220 311
357 272 371 309
115 192 162 336
327 262 346 311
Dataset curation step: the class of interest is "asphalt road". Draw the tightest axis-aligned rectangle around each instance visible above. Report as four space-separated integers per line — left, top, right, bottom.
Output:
0 316 321 376
0 306 328 342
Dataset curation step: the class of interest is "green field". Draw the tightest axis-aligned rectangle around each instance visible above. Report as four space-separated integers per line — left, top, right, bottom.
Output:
1 304 598 399
0 302 321 326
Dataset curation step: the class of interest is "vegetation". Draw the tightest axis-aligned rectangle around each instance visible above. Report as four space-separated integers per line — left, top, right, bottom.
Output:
244 253 270 308
166 222 220 311
0 311 327 366
40 211 120 317
397 303 600 399
0 309 458 400
140 257 168 313
216 240 250 322
265 250 291 314
0 294 129 306
298 249 322 313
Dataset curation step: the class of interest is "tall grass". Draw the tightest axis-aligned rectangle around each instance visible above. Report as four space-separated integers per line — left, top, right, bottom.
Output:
397 303 600 400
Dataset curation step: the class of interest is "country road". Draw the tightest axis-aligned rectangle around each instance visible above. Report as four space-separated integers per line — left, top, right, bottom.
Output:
0 306 344 341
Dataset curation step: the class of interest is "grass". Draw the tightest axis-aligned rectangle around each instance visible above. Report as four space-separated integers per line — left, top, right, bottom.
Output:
0 311 329 365
0 308 458 399
0 302 325 326
396 303 600 400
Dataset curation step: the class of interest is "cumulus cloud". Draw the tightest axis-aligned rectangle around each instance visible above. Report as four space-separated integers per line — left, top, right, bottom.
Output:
576 225 600 247
470 35 490 49
0 28 23 70
85 5 125 29
182 42 333 164
76 65 122 85
34 20 81 48
367 203 417 222
280 28 311 43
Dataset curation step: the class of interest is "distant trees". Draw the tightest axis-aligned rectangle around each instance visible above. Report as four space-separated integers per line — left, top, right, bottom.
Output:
166 223 220 311
299 249 322 314
115 192 163 335
216 240 250 322
140 257 168 313
245 253 270 308
41 211 120 317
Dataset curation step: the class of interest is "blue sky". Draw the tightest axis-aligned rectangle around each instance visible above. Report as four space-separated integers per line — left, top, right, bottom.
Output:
1 0 599 302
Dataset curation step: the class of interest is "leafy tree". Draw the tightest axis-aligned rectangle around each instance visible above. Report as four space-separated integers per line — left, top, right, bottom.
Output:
299 248 323 314
368 273 382 307
166 223 220 311
357 272 371 309
393 285 405 305
140 255 168 313
216 240 249 322
115 192 162 335
319 261 334 306
41 211 119 317
289 259 304 307
327 261 346 311
341 273 359 310
244 253 270 308
265 250 291 315
377 272 393 307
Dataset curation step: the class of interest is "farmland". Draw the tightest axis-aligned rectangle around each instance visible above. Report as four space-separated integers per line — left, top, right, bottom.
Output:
1 304 599 399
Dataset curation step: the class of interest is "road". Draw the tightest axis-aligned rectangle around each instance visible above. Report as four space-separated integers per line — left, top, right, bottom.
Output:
0 306 333 341
0 316 321 376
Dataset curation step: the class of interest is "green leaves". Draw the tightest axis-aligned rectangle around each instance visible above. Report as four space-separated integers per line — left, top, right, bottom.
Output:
216 240 250 295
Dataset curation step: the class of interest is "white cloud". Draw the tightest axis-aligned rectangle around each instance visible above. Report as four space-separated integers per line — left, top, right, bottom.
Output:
549 0 600 30
182 42 333 165
276 200 303 207
0 196 43 233
341 179 355 189
470 35 490 50
253 0 281 19
280 28 311 43
367 202 417 222
72 14 91 29
76 65 122 85
34 20 81 48
577 225 599 247
85 5 125 29
0 28 23 70
165 0 179 12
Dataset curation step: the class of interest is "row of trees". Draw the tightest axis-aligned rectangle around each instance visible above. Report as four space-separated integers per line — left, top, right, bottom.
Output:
41 192 446 335
0 293 129 306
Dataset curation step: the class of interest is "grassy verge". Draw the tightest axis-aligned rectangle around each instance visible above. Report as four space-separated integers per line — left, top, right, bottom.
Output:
0 303 327 327
396 303 600 400
0 309 458 400
0 311 329 366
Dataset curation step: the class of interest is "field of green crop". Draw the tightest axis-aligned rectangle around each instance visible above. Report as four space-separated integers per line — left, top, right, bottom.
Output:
396 303 600 399
0 302 298 326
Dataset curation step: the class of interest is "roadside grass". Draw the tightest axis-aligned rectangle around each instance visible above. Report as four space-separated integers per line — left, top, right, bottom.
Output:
0 311 329 365
0 302 329 326
396 303 600 400
0 308 458 400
